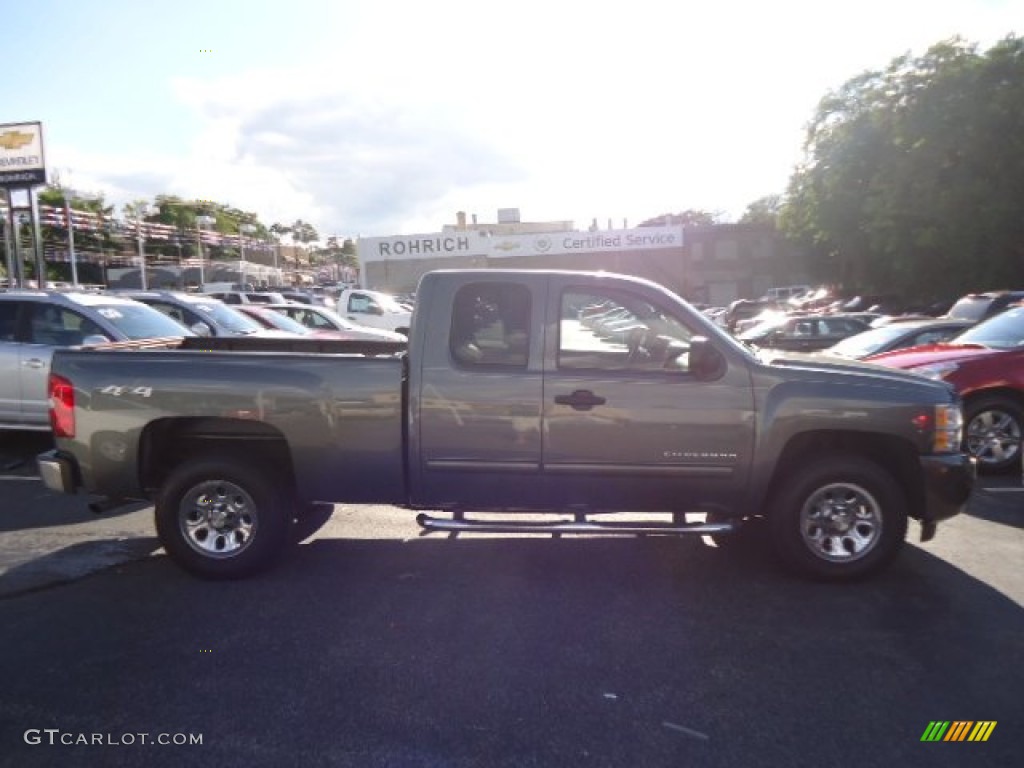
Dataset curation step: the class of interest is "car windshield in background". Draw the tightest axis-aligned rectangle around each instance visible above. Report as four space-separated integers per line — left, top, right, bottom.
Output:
376 295 408 313
828 324 919 358
952 307 1024 349
94 303 192 339
947 295 1003 322
253 311 310 334
194 301 265 334
738 316 788 339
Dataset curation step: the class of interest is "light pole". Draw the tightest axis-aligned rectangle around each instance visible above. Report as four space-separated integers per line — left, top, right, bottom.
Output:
237 222 255 288
135 216 146 289
195 214 216 289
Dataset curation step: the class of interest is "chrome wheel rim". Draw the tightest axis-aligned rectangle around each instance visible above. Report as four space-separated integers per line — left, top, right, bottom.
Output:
179 480 258 558
800 482 882 562
966 409 1021 468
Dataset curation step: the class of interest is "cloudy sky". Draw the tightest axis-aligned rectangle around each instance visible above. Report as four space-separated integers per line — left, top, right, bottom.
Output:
1 0 1020 241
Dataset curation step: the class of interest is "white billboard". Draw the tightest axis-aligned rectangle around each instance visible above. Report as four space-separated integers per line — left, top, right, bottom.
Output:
359 225 683 263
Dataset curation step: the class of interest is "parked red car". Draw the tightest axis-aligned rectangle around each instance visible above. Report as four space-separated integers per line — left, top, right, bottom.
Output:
867 306 1024 472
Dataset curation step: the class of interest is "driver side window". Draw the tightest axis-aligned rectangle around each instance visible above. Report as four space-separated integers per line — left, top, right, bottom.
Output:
558 289 694 373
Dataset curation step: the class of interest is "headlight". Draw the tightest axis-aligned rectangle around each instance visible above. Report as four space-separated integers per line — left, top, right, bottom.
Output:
909 361 959 380
932 403 963 453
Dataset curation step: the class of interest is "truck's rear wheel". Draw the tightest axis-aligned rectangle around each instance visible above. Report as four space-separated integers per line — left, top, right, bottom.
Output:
155 458 290 579
769 455 907 581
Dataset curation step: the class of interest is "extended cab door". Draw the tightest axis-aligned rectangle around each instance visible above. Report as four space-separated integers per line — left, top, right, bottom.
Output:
540 277 755 512
413 275 546 509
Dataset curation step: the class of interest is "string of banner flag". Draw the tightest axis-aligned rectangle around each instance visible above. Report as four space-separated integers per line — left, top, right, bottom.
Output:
19 204 273 250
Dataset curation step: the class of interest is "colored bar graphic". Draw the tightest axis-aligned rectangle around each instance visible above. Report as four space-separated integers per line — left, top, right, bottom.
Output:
968 722 997 742
944 721 972 741
921 720 996 742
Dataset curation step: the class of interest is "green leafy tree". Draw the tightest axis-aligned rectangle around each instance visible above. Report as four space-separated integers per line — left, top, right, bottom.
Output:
781 35 1024 301
638 210 719 228
739 195 782 226
34 184 118 276
289 219 319 265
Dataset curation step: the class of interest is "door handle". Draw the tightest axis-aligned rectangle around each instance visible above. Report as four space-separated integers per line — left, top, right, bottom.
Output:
22 359 46 369
554 390 606 411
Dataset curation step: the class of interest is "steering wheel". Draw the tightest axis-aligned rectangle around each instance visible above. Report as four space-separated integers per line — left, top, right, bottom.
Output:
626 328 647 365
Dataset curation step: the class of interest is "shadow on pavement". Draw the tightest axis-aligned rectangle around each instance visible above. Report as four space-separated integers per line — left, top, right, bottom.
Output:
968 489 1024 529
0 494 152 533
0 431 54 475
0 537 162 598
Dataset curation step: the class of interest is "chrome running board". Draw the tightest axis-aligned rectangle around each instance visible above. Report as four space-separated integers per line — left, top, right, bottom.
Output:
415 513 737 537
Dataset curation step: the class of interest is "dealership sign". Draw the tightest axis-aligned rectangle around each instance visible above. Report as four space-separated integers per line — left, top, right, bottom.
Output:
0 121 46 187
359 225 683 263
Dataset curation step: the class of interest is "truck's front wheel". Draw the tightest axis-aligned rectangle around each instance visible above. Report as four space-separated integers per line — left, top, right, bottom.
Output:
769 455 907 581
155 458 290 579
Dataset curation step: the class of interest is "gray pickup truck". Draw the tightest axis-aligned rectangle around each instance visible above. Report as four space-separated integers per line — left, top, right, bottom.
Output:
37 269 974 581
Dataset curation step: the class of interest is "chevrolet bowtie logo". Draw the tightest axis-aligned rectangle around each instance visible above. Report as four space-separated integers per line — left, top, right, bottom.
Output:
0 131 33 151
493 241 520 252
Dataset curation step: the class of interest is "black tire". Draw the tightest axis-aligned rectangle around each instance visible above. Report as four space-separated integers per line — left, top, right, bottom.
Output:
155 457 291 580
768 455 907 581
964 396 1023 474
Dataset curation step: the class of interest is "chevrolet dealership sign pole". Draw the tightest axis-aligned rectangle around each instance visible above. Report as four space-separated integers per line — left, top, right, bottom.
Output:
0 121 47 289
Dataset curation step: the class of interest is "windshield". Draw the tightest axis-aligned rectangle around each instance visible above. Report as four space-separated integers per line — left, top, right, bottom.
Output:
375 294 409 314
252 310 311 334
192 301 265 334
93 303 193 339
827 324 913 357
738 315 789 339
952 306 1024 349
946 295 997 322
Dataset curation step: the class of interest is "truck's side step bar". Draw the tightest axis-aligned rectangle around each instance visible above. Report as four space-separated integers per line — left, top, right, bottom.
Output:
415 512 737 537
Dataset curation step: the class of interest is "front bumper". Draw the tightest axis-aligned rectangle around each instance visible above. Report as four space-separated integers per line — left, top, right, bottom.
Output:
37 449 80 495
919 453 975 532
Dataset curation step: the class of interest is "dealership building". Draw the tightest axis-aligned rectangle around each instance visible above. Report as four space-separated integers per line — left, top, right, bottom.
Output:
357 210 809 305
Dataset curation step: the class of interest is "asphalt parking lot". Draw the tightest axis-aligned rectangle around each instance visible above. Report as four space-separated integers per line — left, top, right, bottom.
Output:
1 431 1021 767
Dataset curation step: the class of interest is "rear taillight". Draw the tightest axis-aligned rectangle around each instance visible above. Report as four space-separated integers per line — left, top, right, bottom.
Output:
49 374 76 438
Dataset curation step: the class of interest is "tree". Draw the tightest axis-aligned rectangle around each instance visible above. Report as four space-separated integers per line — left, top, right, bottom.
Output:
33 183 117 271
289 219 319 265
739 195 782 226
781 35 1024 302
638 210 719 228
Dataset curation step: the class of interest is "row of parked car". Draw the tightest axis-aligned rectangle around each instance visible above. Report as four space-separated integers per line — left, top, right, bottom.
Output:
715 290 1024 474
0 287 408 433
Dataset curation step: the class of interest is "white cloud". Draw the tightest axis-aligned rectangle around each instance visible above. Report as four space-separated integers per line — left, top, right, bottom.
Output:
42 0 1024 239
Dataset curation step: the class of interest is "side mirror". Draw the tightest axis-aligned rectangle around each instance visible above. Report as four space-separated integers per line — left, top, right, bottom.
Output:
190 322 213 337
368 305 383 316
81 334 112 347
688 336 726 381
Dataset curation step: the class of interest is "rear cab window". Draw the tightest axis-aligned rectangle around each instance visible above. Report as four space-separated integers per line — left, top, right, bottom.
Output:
449 282 531 368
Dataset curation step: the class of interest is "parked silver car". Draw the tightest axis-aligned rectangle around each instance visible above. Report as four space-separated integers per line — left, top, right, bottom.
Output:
112 290 292 338
0 291 192 431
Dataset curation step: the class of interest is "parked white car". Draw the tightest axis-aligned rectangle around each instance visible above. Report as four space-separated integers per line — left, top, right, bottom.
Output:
262 304 407 342
337 288 412 335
